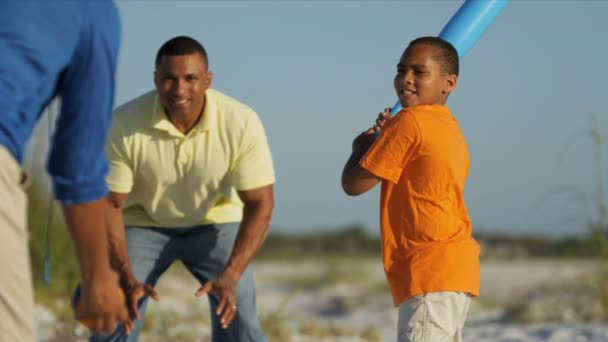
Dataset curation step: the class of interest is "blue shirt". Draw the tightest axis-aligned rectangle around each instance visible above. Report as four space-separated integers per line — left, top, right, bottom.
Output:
0 1 121 204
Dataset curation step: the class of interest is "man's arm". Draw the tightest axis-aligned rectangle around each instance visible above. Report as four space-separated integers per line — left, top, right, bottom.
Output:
195 184 274 329
105 192 134 285
49 2 125 334
61 199 128 334
228 184 274 279
106 192 159 333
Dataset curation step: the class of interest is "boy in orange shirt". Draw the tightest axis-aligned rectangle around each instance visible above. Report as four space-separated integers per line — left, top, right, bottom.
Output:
341 36 480 341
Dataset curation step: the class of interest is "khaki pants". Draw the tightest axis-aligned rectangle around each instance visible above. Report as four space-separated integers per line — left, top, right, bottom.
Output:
0 146 35 341
397 291 471 342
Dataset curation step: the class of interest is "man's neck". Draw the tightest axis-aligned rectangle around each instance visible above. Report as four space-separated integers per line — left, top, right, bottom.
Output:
165 96 205 134
166 110 202 135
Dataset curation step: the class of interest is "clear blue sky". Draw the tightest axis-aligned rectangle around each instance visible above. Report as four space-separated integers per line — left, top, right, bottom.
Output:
31 1 608 237
113 0 608 237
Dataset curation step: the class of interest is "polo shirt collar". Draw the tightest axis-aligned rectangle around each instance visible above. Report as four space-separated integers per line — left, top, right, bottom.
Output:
150 90 217 137
198 90 216 133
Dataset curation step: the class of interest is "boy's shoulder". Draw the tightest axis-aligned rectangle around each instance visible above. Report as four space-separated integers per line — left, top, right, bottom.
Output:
403 105 456 128
393 104 451 128
405 104 451 117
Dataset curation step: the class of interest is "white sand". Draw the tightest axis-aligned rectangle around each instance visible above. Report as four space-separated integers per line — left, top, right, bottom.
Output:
37 258 608 341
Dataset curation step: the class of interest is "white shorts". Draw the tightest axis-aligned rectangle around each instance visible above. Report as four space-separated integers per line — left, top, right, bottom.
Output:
397 291 472 342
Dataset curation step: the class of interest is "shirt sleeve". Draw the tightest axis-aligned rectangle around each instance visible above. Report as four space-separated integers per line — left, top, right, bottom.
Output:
105 116 134 194
47 1 121 204
359 109 421 184
231 113 276 190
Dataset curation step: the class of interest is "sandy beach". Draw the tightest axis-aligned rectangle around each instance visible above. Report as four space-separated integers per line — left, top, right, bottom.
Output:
37 258 608 341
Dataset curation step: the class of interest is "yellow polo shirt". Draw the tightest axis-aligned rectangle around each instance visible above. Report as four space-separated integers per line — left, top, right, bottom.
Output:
106 89 275 227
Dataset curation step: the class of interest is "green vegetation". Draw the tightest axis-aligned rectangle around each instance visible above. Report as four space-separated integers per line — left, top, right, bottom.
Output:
360 325 383 342
27 179 83 339
261 312 291 342
260 224 608 260
26 177 608 302
27 179 80 306
504 274 604 324
27 180 608 296
24 158 608 338
474 230 603 259
297 320 355 339
590 223 608 320
495 116 608 323
257 224 381 258
589 116 608 318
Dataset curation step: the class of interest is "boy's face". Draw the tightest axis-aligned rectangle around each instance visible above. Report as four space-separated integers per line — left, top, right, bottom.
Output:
393 44 457 109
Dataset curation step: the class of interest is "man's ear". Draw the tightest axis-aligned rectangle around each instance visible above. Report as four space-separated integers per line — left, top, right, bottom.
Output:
206 70 213 88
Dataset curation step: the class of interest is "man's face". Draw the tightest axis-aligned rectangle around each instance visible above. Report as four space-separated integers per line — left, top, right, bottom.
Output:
393 44 456 109
154 52 212 119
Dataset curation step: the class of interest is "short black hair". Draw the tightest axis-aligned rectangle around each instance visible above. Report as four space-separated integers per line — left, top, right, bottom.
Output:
408 36 459 76
155 36 208 69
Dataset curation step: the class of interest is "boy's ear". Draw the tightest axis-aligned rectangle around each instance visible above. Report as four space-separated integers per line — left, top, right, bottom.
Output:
444 74 457 94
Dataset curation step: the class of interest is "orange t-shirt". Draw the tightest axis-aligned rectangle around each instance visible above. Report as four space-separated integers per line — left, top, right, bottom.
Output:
359 104 480 306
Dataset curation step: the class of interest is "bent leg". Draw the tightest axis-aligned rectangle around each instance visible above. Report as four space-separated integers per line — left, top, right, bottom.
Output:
182 223 267 342
208 266 266 342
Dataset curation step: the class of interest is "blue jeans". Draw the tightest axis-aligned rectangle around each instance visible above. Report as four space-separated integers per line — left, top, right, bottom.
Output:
89 223 267 342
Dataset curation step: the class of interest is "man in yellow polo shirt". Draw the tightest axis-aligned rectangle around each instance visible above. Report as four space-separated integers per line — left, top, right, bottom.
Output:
92 36 274 341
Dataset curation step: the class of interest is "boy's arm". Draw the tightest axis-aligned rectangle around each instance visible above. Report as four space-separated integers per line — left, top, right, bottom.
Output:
341 129 382 196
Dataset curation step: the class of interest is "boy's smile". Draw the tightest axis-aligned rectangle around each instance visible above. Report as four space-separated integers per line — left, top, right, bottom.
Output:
394 44 457 109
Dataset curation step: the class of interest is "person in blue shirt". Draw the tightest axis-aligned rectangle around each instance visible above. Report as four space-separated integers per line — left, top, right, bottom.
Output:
0 1 129 340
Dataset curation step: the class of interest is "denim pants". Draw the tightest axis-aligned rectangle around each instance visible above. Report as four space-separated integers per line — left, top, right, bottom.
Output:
90 223 267 342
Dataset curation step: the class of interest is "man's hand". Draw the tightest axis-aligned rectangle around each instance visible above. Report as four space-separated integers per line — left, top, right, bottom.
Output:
121 279 160 334
62 199 129 334
76 279 129 334
195 269 239 329
193 185 273 330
